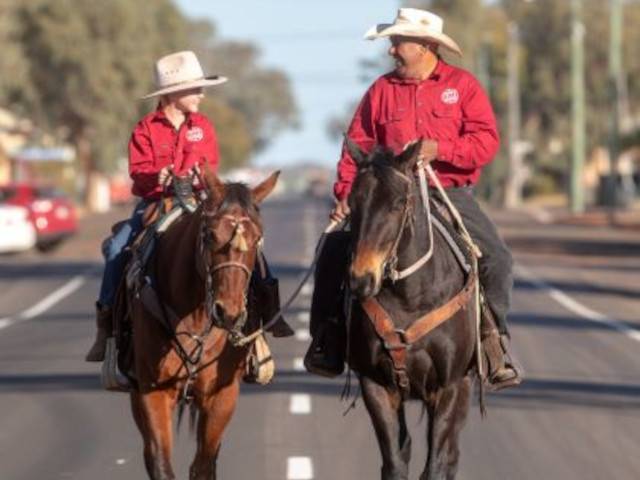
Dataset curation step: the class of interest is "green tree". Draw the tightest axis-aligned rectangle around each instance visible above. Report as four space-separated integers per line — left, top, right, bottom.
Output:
3 0 297 206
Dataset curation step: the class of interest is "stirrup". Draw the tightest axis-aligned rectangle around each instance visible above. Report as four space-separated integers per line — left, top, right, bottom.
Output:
101 337 131 392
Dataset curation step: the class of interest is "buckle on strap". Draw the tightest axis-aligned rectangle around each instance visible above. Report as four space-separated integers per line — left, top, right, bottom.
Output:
383 329 409 350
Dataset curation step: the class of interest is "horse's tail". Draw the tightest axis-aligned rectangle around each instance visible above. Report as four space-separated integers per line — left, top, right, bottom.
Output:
177 398 198 434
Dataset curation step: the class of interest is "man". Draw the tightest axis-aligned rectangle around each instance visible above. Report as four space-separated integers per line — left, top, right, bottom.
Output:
305 8 522 390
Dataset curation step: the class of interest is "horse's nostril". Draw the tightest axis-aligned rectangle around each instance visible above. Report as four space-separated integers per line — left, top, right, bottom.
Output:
214 301 226 321
350 273 376 298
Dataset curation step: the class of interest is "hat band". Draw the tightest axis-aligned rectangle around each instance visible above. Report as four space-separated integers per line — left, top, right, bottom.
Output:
157 75 207 90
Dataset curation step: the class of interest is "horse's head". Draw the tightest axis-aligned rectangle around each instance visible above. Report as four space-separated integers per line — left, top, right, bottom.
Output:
199 167 279 336
346 138 423 299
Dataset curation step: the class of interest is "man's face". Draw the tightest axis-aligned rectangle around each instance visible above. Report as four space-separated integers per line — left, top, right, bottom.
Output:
388 36 432 78
170 87 205 113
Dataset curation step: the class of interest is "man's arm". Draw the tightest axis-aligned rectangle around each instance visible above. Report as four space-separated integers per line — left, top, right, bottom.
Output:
333 87 378 201
436 77 500 169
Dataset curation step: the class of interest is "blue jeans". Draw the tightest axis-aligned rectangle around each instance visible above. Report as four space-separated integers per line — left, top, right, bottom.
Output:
98 200 149 307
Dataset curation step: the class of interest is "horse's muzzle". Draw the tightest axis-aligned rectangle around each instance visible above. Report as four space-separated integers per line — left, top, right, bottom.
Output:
350 272 379 299
212 300 248 332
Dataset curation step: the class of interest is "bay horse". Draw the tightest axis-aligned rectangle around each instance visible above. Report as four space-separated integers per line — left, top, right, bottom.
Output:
126 168 279 480
345 139 479 480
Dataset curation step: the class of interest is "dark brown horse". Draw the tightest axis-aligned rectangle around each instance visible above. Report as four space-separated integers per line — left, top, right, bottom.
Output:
126 169 279 480
345 140 478 480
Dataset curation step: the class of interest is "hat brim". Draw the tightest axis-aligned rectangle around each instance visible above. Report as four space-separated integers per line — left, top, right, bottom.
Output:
141 75 228 100
364 24 462 57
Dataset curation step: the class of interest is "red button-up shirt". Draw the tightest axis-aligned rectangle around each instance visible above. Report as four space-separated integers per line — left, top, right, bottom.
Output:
129 109 220 199
334 60 500 200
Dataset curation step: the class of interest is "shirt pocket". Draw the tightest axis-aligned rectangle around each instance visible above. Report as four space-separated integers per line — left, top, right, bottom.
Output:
431 106 462 138
377 111 411 152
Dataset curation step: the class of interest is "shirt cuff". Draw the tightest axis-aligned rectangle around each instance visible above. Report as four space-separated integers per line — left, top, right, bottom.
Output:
333 182 352 201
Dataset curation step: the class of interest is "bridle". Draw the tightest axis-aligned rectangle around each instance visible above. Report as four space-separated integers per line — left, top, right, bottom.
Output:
376 160 435 282
199 208 260 346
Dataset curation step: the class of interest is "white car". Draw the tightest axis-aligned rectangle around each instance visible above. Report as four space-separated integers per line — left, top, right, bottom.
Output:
0 204 37 253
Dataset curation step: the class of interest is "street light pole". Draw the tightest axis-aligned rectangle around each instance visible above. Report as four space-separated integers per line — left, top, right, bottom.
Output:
505 22 523 209
571 0 586 214
608 0 623 206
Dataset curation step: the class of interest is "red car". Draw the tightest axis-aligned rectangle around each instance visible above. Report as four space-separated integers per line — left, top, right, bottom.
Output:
0 183 78 251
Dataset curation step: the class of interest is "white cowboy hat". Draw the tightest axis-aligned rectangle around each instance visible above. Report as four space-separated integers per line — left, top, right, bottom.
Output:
364 8 462 57
141 50 227 99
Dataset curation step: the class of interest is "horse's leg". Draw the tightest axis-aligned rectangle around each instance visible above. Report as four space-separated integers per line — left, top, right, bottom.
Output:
421 377 472 480
130 390 178 480
189 379 241 480
361 376 411 480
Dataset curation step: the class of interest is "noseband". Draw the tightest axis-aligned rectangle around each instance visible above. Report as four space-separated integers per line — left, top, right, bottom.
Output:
199 209 259 344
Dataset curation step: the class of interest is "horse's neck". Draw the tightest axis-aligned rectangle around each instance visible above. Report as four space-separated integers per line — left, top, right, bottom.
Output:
381 198 464 314
154 211 204 311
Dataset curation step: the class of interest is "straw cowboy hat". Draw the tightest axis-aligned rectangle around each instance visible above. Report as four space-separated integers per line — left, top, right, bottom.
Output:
364 8 462 57
142 50 227 99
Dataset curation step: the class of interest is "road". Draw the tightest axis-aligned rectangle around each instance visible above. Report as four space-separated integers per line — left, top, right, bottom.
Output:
0 196 639 480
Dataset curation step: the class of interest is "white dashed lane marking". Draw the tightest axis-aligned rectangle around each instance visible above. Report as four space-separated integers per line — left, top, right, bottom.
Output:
287 457 314 480
289 394 312 415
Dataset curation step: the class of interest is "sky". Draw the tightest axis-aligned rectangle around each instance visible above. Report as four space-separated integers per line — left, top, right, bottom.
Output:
175 0 397 168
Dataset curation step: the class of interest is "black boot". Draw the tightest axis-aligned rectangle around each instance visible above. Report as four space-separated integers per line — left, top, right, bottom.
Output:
85 302 113 362
253 254 294 338
304 321 345 377
481 303 523 391
304 231 351 377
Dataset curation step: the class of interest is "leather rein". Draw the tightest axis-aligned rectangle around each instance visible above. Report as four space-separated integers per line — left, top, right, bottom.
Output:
359 162 477 393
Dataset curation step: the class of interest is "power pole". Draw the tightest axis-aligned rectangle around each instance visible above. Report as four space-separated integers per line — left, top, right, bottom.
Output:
608 0 623 206
571 0 586 214
504 22 524 209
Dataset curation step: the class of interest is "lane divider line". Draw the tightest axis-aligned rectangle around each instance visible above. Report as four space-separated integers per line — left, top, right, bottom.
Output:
300 283 314 297
516 265 640 343
0 275 87 331
287 457 314 480
289 394 312 415
295 329 311 342
293 357 305 371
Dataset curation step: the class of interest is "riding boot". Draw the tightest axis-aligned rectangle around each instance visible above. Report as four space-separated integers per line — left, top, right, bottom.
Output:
481 302 523 391
254 255 294 338
304 231 351 377
85 302 113 362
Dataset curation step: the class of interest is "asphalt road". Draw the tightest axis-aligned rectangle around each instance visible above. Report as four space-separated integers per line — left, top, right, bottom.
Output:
0 196 639 480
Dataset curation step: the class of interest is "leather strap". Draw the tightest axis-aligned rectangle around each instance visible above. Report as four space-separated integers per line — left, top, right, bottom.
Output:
361 272 477 387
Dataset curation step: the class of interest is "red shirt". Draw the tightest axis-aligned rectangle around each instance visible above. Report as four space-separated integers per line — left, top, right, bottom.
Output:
128 109 220 199
334 60 500 200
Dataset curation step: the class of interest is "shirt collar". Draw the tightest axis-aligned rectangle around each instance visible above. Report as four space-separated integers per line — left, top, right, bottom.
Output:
150 106 193 127
387 58 447 85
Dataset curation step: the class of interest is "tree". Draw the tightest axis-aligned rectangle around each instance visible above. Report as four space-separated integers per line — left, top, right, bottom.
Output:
4 0 297 206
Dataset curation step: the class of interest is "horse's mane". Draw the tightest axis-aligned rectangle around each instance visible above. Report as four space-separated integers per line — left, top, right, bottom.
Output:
356 147 409 200
219 182 255 211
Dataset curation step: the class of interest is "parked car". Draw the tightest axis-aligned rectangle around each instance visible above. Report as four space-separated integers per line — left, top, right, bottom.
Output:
0 204 36 253
0 183 78 251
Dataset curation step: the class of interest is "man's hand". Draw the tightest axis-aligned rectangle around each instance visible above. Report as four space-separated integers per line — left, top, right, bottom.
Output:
158 164 174 186
418 139 439 165
330 198 351 223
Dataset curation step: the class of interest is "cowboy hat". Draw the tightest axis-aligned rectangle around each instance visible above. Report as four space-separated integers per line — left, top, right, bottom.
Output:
364 8 462 57
141 50 227 99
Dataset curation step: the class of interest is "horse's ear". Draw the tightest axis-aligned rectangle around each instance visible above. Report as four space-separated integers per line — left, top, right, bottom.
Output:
396 139 423 171
203 162 225 207
344 134 368 168
252 171 280 204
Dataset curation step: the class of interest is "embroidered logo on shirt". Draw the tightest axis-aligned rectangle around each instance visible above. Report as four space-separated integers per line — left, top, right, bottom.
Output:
186 127 204 142
441 88 460 105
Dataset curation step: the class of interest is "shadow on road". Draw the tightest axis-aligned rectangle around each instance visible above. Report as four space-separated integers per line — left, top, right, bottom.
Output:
2 372 638 412
0 261 101 280
508 236 640 257
510 312 640 332
514 278 640 300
